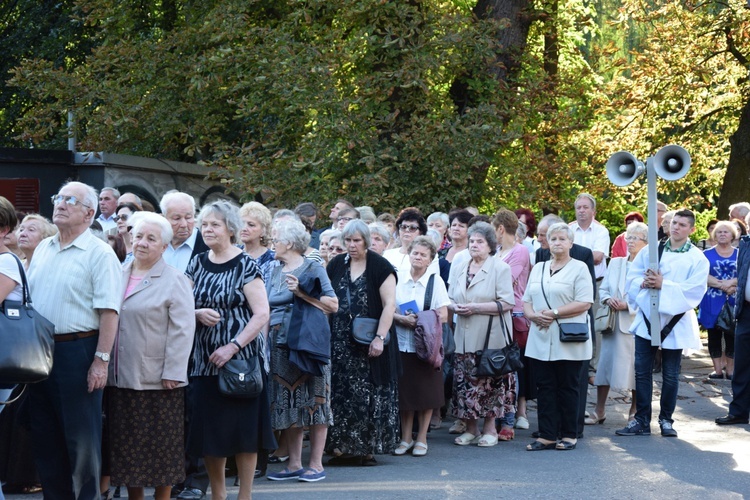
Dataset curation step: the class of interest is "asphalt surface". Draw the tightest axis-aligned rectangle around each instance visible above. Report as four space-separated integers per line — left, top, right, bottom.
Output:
7 346 750 499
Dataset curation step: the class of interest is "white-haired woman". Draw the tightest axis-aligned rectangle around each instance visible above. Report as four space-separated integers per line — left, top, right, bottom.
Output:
326 220 399 465
368 223 391 256
427 212 451 252
523 222 593 451
107 213 196 500
17 214 57 269
265 220 338 482
588 221 648 424
185 201 274 499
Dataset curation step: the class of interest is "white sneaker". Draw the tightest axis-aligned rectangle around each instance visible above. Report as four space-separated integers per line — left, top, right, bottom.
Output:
515 416 530 430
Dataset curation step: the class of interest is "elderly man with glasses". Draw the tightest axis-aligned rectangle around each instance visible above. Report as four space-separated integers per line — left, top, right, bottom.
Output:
26 181 122 499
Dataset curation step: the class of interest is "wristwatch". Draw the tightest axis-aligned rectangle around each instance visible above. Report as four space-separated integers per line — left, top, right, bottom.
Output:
553 309 559 319
94 351 110 362
231 338 242 350
376 334 387 341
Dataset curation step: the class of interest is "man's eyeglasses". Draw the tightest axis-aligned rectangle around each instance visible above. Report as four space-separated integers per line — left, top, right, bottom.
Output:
51 194 91 209
399 224 420 233
337 216 354 223
113 214 130 222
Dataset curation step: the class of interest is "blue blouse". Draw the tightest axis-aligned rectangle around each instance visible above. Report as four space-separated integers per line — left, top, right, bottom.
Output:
698 247 738 329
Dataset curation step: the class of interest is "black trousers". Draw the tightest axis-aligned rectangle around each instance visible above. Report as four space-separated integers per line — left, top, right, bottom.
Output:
533 358 585 441
730 308 750 419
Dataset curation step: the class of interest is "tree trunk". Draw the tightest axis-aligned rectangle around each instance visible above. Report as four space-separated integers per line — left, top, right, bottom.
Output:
719 96 750 217
474 0 533 82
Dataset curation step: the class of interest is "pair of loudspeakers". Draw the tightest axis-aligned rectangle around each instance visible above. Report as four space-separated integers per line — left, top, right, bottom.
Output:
605 145 691 186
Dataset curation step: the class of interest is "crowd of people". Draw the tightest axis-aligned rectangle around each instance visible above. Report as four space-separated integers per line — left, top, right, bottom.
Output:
1 184 749 499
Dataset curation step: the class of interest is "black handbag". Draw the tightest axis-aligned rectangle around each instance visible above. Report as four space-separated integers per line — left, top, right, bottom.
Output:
0 253 55 386
346 282 390 345
716 296 736 333
217 355 264 398
475 301 523 378
540 262 590 343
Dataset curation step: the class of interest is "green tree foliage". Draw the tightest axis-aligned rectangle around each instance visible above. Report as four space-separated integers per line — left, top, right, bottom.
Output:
0 0 95 148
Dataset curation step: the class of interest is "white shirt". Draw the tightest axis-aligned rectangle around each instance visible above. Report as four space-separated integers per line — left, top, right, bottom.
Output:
28 230 122 334
395 269 450 352
570 220 610 279
163 228 199 273
97 214 117 233
626 243 709 350
447 248 471 290
0 253 24 302
383 248 439 276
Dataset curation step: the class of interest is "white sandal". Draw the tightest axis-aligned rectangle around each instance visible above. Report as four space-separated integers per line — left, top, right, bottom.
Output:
393 440 414 455
412 442 428 456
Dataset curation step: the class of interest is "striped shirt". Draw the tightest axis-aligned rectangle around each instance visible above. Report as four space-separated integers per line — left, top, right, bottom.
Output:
27 229 122 334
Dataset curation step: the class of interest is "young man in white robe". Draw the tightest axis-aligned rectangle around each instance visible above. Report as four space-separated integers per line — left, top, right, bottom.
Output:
616 209 709 438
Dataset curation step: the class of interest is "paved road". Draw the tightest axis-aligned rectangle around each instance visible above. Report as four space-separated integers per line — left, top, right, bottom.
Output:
7 348 750 499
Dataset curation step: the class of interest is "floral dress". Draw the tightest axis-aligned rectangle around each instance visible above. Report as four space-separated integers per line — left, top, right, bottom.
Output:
326 268 399 455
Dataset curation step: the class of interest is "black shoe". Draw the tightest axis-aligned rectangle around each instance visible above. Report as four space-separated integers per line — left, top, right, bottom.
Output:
659 420 678 437
615 420 651 436
254 468 266 479
531 431 540 438
176 488 205 500
715 414 749 425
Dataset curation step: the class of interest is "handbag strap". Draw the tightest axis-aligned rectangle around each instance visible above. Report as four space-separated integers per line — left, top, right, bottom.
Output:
481 301 512 351
540 262 563 330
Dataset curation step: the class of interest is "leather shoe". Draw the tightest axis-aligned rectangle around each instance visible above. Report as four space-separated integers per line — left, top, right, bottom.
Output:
715 414 749 425
176 488 205 500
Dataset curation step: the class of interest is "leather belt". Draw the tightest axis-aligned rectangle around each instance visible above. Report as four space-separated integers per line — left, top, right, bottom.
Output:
54 330 99 343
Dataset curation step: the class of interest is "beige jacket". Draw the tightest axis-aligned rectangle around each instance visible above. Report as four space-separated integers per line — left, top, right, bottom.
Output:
110 258 196 390
599 257 636 334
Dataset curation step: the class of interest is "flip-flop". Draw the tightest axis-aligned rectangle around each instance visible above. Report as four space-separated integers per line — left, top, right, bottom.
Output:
454 432 478 446
477 434 498 447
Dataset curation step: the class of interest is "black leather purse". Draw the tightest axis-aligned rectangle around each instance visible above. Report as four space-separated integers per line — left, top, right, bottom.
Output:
217 355 264 399
475 302 523 378
0 254 55 387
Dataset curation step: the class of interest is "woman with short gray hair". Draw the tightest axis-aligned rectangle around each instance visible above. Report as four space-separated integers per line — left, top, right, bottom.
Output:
265 219 338 482
368 223 391 255
448 221 515 447
198 200 242 244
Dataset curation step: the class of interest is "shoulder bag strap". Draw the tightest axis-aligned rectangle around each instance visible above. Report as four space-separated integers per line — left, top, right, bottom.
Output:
495 300 512 345
423 273 435 311
540 262 552 310
1 252 30 305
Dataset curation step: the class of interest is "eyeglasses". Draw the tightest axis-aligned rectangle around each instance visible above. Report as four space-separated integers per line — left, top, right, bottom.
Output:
113 214 130 222
624 236 647 242
337 216 354 223
51 194 91 209
328 245 345 253
399 224 420 233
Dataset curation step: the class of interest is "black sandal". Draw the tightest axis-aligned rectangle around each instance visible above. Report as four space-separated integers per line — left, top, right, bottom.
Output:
556 440 577 450
526 440 557 451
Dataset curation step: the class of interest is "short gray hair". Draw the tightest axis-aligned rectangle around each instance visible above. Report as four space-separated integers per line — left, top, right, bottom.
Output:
729 202 750 218
367 223 391 244
516 221 527 241
198 200 242 244
626 221 648 241
468 221 497 255
547 222 575 242
62 181 98 213
408 235 437 260
357 206 377 224
101 187 121 198
575 193 596 212
425 229 442 248
160 191 196 215
539 213 565 229
274 219 310 254
427 212 449 228
272 209 299 224
342 219 371 247
130 212 173 244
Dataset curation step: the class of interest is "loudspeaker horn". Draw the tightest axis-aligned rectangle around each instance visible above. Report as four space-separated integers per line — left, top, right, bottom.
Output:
606 151 644 186
653 145 690 181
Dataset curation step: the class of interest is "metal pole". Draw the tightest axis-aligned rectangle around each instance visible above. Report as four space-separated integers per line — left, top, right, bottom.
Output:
646 158 661 347
67 111 76 153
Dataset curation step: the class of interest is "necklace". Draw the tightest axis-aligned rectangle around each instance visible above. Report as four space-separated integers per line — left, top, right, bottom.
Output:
549 259 571 277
